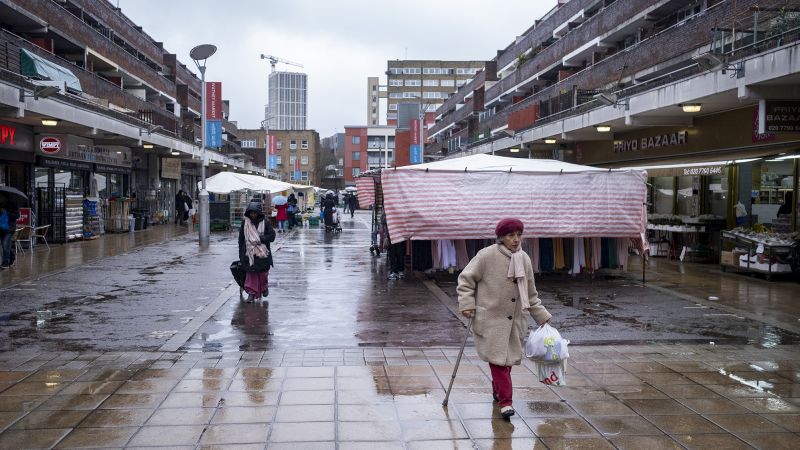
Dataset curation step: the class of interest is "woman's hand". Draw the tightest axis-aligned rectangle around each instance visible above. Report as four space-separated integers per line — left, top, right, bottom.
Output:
462 309 475 319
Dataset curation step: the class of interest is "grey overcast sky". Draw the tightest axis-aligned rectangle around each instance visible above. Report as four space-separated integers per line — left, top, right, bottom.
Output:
118 0 557 137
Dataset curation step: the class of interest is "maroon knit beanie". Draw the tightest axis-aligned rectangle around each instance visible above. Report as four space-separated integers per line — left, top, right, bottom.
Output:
495 218 524 237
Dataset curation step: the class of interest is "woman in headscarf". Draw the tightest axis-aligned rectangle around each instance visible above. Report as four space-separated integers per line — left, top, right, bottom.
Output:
238 201 276 303
457 218 552 420
323 192 336 231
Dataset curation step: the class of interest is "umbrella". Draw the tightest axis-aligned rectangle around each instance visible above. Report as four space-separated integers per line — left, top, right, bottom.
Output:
345 186 357 192
272 195 287 206
0 186 28 205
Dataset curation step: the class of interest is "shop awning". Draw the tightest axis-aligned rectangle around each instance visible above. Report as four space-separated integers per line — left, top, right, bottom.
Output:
20 49 82 92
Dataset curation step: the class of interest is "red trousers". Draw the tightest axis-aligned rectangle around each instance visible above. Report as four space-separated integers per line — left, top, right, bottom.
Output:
244 271 269 297
490 364 513 408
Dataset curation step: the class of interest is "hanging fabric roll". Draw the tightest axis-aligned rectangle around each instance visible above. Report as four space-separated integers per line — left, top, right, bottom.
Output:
455 240 469 270
617 238 630 270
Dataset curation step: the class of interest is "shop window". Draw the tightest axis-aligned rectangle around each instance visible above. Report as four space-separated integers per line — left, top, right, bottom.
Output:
754 160 795 223
651 177 674 214
704 173 727 218
676 176 699 216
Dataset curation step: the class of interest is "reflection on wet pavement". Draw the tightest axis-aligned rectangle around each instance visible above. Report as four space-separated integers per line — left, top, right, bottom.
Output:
0 343 797 447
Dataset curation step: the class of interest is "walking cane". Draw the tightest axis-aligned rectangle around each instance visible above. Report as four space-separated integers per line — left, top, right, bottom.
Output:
442 316 473 407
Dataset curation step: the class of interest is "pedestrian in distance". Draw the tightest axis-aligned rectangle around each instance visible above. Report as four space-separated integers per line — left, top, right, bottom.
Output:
238 201 275 303
174 190 187 225
777 191 793 217
348 194 357 219
182 191 193 224
342 194 349 215
0 192 20 269
457 218 552 420
274 201 288 233
323 192 336 231
287 193 298 230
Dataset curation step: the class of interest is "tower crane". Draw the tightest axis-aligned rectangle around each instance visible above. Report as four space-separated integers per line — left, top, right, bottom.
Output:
259 54 304 72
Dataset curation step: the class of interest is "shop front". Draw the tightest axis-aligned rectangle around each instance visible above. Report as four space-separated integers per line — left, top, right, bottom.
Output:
0 120 34 202
576 107 799 275
34 134 133 241
161 157 181 224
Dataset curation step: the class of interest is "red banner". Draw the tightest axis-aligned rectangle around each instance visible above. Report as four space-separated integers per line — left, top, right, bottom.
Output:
205 82 222 120
16 207 30 226
410 119 420 146
269 135 275 155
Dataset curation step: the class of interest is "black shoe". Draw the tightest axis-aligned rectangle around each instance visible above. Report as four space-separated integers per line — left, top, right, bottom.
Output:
262 288 269 298
500 406 515 420
492 393 499 403
246 294 254 303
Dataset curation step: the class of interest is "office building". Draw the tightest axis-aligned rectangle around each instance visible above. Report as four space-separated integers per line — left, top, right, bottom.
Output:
268 71 307 130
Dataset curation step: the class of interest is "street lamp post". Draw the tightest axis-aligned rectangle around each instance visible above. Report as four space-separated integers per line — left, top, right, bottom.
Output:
190 43 217 247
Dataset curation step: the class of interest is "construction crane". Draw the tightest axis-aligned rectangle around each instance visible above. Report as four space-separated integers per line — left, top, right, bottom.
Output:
259 54 304 72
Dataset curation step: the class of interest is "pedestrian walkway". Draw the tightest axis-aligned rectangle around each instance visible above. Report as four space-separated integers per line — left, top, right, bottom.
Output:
0 343 797 449
0 224 191 287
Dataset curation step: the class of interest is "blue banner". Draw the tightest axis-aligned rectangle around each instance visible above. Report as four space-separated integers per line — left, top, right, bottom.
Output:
410 144 422 164
206 120 222 148
269 154 277 170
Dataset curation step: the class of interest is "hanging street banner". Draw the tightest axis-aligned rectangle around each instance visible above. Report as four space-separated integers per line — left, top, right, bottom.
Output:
294 155 301 181
268 135 277 170
410 118 422 164
206 120 222 148
206 82 222 120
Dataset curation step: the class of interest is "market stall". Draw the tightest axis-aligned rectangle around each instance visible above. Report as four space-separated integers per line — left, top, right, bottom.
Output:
381 154 648 275
720 228 799 279
356 170 382 254
201 172 316 229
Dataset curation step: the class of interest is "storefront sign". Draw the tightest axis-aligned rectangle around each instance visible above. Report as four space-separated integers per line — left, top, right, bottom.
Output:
16 207 30 226
614 131 687 153
95 163 130 175
37 155 93 171
0 120 33 152
39 136 62 153
161 157 181 179
35 135 132 167
682 165 724 176
764 100 800 132
206 82 222 120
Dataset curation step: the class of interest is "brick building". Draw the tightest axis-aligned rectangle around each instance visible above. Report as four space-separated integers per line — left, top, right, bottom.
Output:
0 0 254 241
238 129 320 185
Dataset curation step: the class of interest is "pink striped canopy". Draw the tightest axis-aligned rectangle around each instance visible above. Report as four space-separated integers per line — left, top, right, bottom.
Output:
381 159 647 243
355 177 375 208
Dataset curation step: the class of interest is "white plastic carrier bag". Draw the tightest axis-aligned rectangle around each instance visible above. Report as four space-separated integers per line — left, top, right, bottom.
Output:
524 323 570 362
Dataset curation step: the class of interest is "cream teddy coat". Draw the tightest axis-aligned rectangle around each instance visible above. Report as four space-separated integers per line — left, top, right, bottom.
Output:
457 244 552 366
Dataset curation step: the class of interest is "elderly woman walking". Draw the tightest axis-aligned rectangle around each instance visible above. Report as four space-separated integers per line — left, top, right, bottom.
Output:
457 218 552 419
238 201 276 303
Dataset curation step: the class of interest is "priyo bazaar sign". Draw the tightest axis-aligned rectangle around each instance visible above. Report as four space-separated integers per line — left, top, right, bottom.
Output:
39 136 62 154
614 131 687 153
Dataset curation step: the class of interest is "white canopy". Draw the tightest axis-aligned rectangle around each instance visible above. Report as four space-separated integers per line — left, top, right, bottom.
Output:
202 172 294 195
397 153 605 173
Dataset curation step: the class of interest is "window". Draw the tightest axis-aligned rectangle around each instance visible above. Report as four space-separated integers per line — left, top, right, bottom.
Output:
402 67 421 74
290 139 297 149
389 79 403 86
388 92 402 98
405 79 421 87
352 136 360 144
290 156 296 164
352 151 361 161
387 68 402 75
388 104 398 111
241 139 257 148
276 155 282 164
338 158 343 165
301 171 308 181
301 139 308 149
275 140 282 150
290 171 296 181
352 168 361 177
402 92 419 98
423 79 438 87
301 155 308 165
440 79 455 87
372 85 377 91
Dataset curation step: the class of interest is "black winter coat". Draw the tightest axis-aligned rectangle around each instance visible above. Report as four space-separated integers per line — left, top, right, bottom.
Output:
238 215 276 272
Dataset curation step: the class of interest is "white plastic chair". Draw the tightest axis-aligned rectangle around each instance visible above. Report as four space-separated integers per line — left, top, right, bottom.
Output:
32 224 51 250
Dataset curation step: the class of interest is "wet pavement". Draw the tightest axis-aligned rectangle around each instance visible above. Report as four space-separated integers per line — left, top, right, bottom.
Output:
0 343 798 448
0 212 800 447
2 211 799 354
